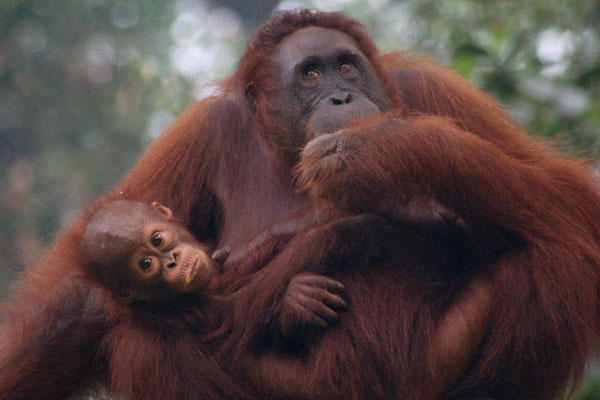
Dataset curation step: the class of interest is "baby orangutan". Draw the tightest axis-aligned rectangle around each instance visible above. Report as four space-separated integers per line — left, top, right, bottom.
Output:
80 200 258 399
79 200 347 400
81 200 224 303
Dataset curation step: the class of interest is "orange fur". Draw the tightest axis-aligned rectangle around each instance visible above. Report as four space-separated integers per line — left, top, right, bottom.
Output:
1 9 600 400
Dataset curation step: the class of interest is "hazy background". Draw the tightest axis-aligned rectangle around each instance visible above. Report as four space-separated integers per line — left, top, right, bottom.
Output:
1 0 600 397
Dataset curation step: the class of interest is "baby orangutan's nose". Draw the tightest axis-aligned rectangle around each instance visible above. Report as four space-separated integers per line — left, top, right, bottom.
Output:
166 251 179 269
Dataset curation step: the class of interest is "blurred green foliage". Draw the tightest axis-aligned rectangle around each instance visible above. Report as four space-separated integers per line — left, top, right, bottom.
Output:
1 0 600 397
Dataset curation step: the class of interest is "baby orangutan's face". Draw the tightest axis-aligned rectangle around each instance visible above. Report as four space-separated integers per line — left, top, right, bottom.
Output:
129 202 220 300
82 201 223 302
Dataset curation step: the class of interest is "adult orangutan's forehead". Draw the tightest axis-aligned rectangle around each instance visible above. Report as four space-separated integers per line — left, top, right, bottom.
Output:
273 26 363 71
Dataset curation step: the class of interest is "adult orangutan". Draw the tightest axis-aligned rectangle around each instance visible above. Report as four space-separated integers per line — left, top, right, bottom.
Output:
1 8 600 400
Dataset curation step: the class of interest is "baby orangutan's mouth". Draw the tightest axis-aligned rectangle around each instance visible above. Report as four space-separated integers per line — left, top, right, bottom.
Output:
183 254 202 288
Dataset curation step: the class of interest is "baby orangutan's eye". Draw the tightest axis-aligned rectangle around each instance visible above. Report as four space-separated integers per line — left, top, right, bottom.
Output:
151 233 162 247
139 257 153 271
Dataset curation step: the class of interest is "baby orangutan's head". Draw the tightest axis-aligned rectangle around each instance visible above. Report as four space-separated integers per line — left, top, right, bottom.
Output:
81 201 219 302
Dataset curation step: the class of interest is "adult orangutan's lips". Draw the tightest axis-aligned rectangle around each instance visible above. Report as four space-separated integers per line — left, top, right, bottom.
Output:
184 254 201 288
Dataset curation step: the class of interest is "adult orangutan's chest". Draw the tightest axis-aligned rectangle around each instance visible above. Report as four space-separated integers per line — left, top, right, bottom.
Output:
214 165 308 252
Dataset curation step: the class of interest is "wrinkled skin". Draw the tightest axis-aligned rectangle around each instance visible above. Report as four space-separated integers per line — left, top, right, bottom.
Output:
271 26 392 147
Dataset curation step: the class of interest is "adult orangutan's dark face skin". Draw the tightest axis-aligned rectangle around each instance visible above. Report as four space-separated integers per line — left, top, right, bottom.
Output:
271 26 392 144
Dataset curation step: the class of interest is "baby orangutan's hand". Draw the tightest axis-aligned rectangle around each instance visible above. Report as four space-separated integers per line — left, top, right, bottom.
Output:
279 273 346 338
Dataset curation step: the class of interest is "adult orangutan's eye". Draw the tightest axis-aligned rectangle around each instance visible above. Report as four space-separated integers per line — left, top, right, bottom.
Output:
303 67 321 81
339 62 358 78
139 258 153 271
151 233 162 247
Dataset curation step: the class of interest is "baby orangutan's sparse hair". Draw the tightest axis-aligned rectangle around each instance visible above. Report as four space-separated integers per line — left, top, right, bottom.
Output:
81 201 220 302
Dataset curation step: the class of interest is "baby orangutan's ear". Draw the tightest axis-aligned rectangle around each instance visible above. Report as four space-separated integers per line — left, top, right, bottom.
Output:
115 288 135 304
151 202 173 220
